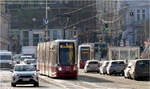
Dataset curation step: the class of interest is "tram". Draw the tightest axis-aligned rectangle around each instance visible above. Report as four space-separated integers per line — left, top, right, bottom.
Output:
78 44 94 68
37 40 78 78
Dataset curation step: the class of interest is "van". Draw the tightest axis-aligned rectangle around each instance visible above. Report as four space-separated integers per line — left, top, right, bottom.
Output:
128 59 150 80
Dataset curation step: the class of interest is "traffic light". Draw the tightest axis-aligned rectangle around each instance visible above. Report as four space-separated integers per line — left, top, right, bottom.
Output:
130 12 134 16
73 26 76 30
104 24 109 31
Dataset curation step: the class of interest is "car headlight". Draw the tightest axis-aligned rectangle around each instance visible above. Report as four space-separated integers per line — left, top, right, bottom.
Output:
33 72 37 76
14 73 19 77
58 66 62 71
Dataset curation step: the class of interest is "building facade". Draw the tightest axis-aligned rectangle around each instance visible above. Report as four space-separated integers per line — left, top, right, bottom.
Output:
122 0 150 46
6 0 97 44
0 1 9 50
96 0 123 46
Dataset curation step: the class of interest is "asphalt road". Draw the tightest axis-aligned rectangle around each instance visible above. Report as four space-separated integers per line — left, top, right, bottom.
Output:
0 69 150 89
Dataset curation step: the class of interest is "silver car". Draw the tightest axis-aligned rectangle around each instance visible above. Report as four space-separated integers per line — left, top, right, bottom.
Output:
99 61 109 74
124 61 133 78
11 64 39 87
84 60 100 73
106 60 125 75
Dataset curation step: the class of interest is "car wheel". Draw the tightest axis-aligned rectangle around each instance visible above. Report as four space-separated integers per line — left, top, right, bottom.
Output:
34 82 39 87
11 83 16 87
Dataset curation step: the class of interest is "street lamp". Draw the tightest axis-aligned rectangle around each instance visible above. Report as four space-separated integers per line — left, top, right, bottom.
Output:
64 16 70 39
45 0 48 41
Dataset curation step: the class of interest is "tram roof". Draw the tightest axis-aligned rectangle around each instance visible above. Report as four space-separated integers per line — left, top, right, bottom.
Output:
79 44 93 47
54 39 76 43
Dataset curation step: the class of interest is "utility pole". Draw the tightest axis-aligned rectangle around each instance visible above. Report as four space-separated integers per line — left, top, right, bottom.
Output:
45 0 48 41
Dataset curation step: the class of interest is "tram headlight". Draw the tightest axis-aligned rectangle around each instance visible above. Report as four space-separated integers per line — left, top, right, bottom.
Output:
58 66 62 71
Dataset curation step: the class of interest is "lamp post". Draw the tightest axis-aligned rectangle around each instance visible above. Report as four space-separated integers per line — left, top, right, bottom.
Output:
45 0 48 41
64 16 70 39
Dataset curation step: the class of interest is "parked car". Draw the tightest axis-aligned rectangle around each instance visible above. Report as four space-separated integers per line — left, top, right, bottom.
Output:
11 64 39 87
128 59 150 80
99 61 109 74
124 61 134 78
106 60 125 75
21 55 33 62
24 59 37 68
84 60 100 73
11 54 22 68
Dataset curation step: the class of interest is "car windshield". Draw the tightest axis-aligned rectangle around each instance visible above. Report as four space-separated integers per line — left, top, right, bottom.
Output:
15 65 36 71
0 55 11 60
112 61 124 65
89 61 98 64
26 60 36 63
136 60 150 67
21 57 32 61
111 62 119 65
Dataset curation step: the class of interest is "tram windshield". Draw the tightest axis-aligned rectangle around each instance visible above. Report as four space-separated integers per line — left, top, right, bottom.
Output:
80 47 90 60
59 42 75 66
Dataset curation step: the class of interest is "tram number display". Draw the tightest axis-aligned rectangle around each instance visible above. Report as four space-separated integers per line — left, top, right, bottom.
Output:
60 44 73 48
81 48 89 51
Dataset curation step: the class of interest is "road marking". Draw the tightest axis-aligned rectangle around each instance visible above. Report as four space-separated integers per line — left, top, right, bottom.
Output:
53 79 90 89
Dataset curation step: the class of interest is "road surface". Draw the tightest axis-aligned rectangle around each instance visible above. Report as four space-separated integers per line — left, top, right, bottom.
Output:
0 69 150 89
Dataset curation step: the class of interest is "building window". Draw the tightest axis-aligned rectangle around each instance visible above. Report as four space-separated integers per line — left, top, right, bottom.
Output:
142 9 145 20
137 14 140 22
23 31 29 46
53 30 57 40
34 0 38 7
23 0 28 8
137 9 140 13
137 9 140 22
33 34 39 46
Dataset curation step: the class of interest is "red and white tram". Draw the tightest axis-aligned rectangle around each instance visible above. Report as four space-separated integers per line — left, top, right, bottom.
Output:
78 44 94 68
37 40 78 78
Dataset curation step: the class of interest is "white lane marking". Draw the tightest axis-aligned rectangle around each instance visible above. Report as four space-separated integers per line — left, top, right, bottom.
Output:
53 79 90 89
78 80 105 88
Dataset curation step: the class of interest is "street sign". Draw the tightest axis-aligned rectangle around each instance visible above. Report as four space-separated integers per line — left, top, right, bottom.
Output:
44 19 49 24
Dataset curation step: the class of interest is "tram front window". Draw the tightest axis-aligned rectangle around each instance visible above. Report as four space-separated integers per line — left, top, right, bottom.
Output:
59 43 75 66
80 47 90 60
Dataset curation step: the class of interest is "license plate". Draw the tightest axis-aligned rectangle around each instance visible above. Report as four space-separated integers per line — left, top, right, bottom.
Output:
22 78 30 81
